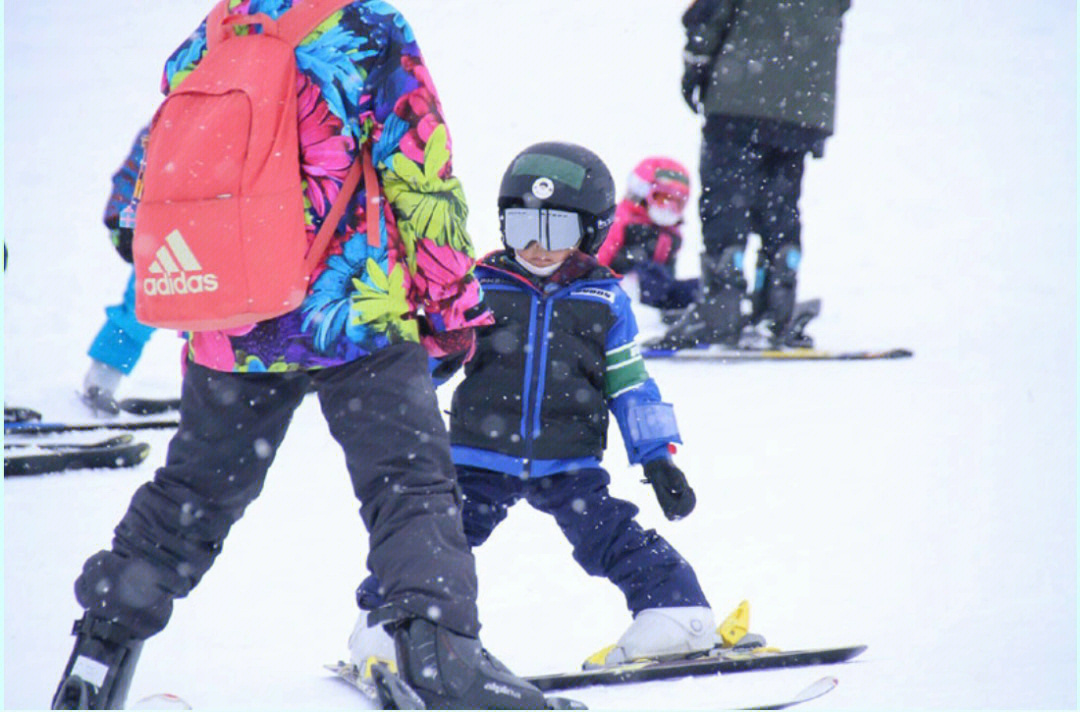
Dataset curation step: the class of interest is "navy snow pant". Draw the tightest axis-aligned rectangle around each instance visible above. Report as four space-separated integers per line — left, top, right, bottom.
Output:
359 466 708 614
74 342 481 639
700 117 807 265
636 261 700 311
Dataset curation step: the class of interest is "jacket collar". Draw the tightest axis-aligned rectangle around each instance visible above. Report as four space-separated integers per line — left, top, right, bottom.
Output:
479 250 617 291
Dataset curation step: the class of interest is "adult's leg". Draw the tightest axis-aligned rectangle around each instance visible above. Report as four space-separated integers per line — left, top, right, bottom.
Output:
653 118 762 347
75 363 310 636
57 363 309 709
320 343 548 708
698 119 762 260
314 342 481 637
698 117 765 324
753 148 807 337
349 466 521 614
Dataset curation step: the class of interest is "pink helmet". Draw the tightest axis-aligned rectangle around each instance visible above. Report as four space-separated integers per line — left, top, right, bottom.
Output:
625 156 691 227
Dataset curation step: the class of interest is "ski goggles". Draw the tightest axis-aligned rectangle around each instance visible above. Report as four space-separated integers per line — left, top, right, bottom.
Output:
502 208 583 251
648 189 688 212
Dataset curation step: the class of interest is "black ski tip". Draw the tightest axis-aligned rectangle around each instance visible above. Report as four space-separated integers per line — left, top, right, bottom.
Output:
130 442 153 465
118 398 182 416
4 433 137 451
4 406 42 423
101 433 137 448
4 441 151 477
4 418 179 435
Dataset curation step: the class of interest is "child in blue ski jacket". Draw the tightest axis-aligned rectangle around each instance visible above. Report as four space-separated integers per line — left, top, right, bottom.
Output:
351 142 719 671
80 126 158 415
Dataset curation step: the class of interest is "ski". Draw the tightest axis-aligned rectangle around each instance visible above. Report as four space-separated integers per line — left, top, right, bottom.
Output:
129 692 193 710
325 661 588 710
643 295 911 360
118 397 181 416
643 345 913 362
742 676 838 710
4 439 151 476
524 644 866 692
5 433 135 450
4 418 179 435
326 660 389 706
5 406 43 423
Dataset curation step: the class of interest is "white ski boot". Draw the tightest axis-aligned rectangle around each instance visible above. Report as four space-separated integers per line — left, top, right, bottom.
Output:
583 605 717 669
347 610 397 677
80 359 123 416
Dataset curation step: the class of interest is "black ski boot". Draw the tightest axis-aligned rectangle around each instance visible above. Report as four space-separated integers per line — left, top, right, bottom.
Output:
373 606 549 709
53 615 143 710
659 306 688 325
741 245 813 349
646 248 748 350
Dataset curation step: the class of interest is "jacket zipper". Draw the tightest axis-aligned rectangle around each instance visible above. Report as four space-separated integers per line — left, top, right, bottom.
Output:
521 291 548 475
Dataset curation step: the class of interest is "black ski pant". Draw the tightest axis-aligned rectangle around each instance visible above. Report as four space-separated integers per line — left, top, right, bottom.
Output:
700 116 807 271
74 342 480 640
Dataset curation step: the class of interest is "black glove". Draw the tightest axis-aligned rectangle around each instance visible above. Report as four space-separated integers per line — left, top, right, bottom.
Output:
109 226 134 263
681 62 709 114
422 325 477 385
642 458 696 520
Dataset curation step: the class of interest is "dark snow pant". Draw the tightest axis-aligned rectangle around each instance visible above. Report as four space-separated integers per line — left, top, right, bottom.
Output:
358 466 709 614
699 116 807 272
74 342 481 640
636 261 700 310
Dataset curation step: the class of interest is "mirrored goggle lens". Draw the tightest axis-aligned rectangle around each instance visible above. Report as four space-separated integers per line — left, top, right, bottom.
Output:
650 190 688 210
503 208 583 251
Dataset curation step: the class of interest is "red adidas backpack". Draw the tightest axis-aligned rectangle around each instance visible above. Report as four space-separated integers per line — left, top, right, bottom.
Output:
133 0 377 331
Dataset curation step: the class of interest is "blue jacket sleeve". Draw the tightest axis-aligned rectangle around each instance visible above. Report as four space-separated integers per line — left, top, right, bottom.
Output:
103 126 149 231
103 126 150 262
604 287 682 464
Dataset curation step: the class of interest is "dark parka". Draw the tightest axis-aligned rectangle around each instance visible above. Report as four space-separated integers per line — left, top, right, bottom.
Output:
684 0 850 135
449 252 677 476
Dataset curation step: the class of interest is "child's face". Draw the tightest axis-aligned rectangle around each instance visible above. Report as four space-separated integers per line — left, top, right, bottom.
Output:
515 241 576 269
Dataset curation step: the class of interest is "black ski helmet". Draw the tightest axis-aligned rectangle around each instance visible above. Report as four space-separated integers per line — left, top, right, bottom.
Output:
498 142 616 255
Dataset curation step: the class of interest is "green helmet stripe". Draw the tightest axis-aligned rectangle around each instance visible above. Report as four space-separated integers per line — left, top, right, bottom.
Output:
511 153 587 190
654 168 689 185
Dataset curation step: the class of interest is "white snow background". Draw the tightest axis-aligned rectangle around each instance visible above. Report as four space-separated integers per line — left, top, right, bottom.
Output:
3 1 1076 709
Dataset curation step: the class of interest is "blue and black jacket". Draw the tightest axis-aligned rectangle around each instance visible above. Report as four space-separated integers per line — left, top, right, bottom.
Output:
450 250 681 478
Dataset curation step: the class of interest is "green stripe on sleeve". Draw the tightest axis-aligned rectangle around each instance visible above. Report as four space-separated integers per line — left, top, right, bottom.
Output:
605 343 648 397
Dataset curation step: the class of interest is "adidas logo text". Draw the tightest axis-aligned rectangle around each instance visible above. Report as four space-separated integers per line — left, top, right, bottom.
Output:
143 229 219 297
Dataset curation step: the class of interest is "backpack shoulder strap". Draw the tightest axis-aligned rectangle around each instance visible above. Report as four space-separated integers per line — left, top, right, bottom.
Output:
277 0 375 266
303 147 377 271
278 0 357 46
205 0 231 51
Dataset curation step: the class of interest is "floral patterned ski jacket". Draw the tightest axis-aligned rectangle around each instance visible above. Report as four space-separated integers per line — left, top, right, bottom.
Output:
152 0 490 372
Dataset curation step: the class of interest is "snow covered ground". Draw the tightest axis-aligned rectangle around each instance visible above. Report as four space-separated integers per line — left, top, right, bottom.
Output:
3 1 1076 709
